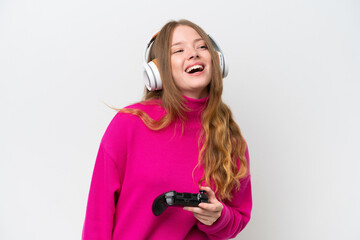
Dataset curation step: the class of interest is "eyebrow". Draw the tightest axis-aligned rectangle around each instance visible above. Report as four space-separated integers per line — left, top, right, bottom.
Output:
171 38 204 47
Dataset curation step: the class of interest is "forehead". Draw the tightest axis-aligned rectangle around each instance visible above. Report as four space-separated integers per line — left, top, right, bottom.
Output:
171 25 203 44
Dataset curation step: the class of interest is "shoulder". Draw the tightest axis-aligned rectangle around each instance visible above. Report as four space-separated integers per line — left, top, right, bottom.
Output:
122 99 166 121
105 99 165 129
100 101 162 148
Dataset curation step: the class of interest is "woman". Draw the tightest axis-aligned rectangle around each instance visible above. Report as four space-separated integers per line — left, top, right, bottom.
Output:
82 19 252 240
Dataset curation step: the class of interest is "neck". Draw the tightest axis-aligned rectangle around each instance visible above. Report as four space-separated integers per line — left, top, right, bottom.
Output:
181 88 209 100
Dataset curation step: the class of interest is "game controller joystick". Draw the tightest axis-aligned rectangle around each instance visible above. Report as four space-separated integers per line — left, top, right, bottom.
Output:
152 190 209 216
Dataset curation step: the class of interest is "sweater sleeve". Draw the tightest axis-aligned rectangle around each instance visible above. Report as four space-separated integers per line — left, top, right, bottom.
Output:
197 146 252 240
82 113 127 240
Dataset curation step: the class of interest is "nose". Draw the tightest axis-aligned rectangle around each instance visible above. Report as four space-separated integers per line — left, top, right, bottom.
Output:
187 48 199 60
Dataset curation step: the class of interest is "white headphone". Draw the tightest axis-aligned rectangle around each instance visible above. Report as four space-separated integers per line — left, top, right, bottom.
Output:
143 33 229 91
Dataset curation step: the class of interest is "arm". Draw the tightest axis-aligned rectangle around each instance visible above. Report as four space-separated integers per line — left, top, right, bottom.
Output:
187 146 252 240
82 113 128 240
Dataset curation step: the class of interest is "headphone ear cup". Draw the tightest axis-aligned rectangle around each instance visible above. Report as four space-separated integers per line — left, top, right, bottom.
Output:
143 59 162 91
208 34 228 78
217 51 228 78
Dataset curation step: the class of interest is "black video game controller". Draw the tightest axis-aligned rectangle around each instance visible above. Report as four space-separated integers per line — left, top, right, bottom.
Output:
152 190 209 216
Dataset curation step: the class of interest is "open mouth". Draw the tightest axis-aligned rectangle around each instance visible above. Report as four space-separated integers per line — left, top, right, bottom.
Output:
185 64 204 74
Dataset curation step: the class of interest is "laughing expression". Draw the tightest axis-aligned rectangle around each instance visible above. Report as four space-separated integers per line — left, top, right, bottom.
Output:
170 25 212 99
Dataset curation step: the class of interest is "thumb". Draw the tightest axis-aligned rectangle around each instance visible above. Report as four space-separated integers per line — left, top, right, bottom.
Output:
200 186 217 202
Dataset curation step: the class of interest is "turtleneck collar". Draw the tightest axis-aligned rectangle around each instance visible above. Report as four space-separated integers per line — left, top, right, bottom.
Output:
180 95 209 128
182 95 209 112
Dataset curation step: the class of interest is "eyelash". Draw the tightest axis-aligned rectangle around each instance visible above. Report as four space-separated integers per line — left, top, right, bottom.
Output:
172 45 208 54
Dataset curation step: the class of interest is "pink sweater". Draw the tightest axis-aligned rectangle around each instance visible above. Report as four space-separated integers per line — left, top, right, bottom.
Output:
82 96 252 240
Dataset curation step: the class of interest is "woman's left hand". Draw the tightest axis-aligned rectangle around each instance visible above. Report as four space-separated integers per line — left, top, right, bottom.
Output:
183 186 224 226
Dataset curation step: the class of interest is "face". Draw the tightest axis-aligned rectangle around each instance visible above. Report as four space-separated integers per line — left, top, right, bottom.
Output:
170 25 212 99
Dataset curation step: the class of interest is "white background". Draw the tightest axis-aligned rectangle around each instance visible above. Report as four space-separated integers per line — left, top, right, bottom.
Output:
1 0 359 239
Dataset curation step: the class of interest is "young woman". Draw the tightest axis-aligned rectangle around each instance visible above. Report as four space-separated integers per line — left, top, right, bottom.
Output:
82 19 252 240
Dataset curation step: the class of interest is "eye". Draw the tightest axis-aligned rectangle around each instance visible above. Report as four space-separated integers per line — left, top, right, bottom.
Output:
199 45 208 50
172 49 183 54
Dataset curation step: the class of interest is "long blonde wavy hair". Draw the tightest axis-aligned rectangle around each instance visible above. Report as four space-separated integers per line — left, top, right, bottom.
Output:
119 19 248 201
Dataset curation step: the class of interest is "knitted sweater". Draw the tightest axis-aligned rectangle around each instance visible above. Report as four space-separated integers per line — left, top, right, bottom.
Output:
82 96 252 240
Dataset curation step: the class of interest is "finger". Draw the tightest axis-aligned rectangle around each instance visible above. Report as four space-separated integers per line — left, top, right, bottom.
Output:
183 206 197 212
183 207 213 217
193 211 215 219
199 186 217 202
195 207 221 219
193 214 210 223
193 213 215 226
198 202 222 212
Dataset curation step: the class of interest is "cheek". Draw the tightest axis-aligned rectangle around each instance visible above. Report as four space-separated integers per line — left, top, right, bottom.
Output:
171 59 184 80
171 58 179 72
205 54 212 70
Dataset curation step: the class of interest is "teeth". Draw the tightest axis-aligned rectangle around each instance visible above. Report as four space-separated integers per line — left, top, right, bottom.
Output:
185 65 204 73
